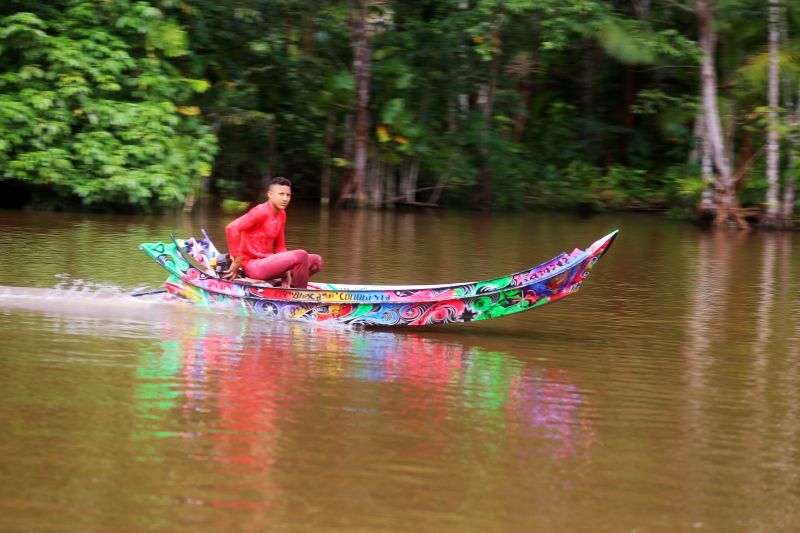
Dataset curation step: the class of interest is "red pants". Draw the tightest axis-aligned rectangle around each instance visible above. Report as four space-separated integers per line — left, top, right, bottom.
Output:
243 250 322 288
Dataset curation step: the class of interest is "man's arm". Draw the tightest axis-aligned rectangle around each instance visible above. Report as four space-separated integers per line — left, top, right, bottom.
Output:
274 226 287 254
273 212 287 253
224 206 262 279
225 206 261 258
224 255 242 280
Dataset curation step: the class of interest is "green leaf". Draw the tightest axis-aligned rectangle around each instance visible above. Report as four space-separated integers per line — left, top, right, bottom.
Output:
381 98 405 125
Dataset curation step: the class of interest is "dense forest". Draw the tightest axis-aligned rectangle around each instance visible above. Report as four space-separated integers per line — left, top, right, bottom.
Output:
1 1 799 227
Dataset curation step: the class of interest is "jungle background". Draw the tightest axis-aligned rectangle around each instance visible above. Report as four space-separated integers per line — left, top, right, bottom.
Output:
1 0 799 228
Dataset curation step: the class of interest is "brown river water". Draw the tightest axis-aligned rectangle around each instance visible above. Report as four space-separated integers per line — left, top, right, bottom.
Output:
0 206 798 531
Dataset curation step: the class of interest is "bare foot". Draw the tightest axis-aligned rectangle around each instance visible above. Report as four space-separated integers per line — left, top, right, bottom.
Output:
280 272 292 288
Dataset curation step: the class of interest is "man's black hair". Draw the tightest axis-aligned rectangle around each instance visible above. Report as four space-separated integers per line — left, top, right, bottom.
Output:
270 176 292 188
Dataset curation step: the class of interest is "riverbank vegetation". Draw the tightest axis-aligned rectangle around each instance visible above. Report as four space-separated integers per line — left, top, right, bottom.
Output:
1 1 799 227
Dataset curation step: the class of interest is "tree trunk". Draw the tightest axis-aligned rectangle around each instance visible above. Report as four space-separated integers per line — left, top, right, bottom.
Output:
428 99 459 205
632 0 651 20
476 42 500 209
582 46 595 160
780 6 795 228
349 0 370 207
428 170 449 205
782 83 799 228
366 156 375 204
457 0 470 118
764 0 781 226
260 119 278 193
202 118 222 197
736 129 753 183
513 78 533 142
690 113 715 212
622 68 637 130
618 66 637 162
384 162 391 206
696 0 747 228
371 158 384 205
337 113 355 205
320 111 336 205
401 158 420 203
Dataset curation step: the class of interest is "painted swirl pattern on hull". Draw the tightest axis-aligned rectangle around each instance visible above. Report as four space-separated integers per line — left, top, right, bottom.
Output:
140 230 617 327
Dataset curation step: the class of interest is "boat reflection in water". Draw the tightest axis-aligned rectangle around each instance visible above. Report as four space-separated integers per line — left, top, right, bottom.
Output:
133 314 596 514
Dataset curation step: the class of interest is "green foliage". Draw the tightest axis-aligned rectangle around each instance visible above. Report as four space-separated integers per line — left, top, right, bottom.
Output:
526 160 669 211
597 17 698 66
2 0 797 216
220 198 250 215
735 40 800 106
663 165 707 205
0 2 216 210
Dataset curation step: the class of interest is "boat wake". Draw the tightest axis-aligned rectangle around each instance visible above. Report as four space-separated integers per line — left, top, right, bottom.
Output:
0 278 360 332
0 282 183 322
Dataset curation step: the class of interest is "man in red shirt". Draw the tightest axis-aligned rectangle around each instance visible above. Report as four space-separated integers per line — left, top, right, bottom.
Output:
224 177 322 288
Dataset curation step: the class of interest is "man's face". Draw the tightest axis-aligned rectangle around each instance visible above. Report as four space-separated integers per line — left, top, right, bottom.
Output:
267 184 292 210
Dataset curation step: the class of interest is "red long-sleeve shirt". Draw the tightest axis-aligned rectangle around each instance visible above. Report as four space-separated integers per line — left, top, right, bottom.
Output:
225 202 287 264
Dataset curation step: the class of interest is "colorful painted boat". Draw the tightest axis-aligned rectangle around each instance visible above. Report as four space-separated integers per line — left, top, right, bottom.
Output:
139 230 617 327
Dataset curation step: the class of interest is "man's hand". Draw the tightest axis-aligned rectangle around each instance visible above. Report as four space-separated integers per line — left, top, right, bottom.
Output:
224 256 242 280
